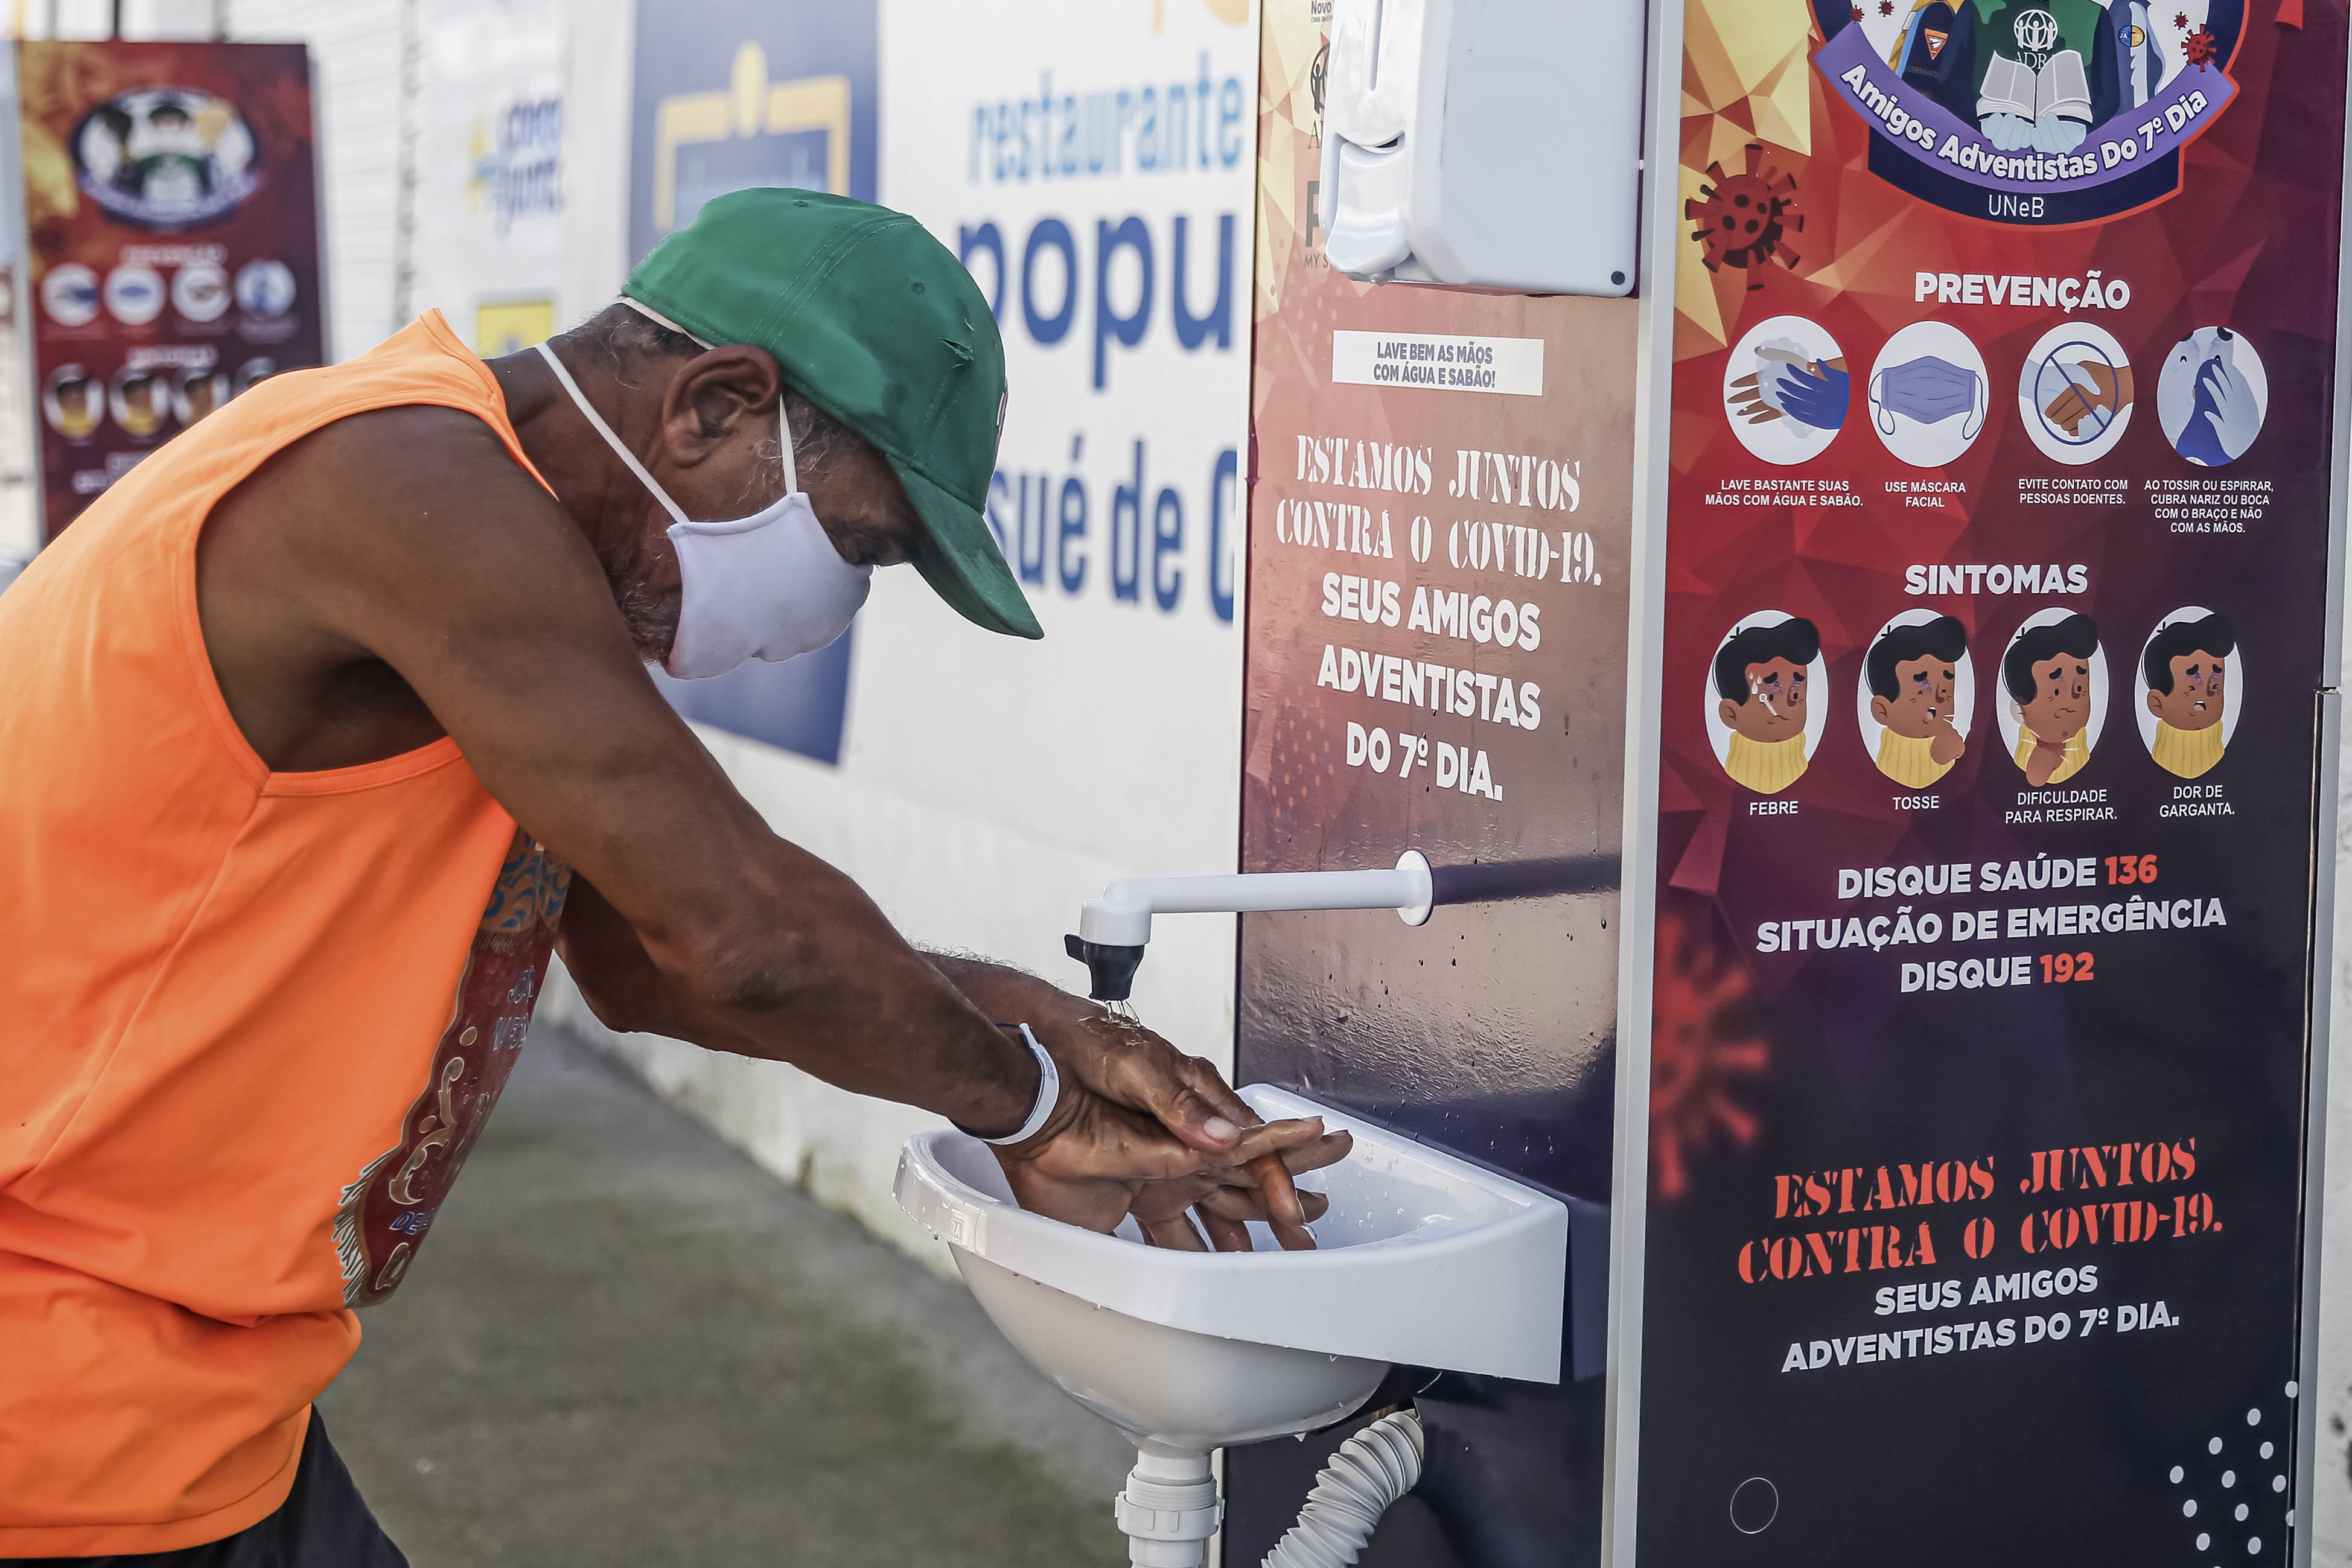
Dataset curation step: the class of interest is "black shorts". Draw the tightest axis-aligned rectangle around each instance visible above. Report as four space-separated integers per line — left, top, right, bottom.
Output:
2 1411 407 1568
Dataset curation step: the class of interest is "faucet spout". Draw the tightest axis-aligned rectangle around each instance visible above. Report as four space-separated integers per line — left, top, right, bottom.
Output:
1065 932 1149 1004
1066 853 1434 1002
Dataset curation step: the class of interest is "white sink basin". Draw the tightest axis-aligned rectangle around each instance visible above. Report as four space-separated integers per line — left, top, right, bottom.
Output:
893 1083 1567 1458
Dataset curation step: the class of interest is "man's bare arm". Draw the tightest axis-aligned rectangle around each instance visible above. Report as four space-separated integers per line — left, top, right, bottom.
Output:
199 406 1334 1241
201 407 1040 1132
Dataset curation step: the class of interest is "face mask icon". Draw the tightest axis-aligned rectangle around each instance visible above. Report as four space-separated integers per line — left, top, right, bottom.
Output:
1871 355 1984 437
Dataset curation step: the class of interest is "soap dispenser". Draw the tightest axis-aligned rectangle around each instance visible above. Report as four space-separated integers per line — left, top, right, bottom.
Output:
1318 0 1645 296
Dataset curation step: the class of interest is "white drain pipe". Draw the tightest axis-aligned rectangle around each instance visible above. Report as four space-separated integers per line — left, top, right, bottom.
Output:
1113 1410 1426 1568
1262 1409 1426 1568
1117 1450 1223 1567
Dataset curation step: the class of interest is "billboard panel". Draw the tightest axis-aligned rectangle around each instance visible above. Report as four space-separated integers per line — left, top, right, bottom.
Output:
413 0 567 357
19 40 323 540
1226 2 1637 1560
628 1 878 764
872 0 1254 918
1630 0 2349 1558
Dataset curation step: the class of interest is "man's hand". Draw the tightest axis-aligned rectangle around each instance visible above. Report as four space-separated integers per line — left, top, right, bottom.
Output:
927 955 1354 1249
1127 1146 1347 1251
990 1081 1347 1249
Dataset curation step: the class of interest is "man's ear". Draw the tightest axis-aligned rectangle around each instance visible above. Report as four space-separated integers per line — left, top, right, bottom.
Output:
1870 695 1892 724
2146 687 2164 717
1718 698 1741 725
658 345 782 468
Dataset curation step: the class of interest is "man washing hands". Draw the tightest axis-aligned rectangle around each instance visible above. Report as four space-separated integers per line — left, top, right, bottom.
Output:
0 188 1340 1565
931 967 1354 1252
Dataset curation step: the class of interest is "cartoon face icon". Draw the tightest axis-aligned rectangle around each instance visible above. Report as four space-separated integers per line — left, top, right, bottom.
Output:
110 368 165 438
2138 609 2237 779
1709 615 1824 796
2003 611 2102 787
1874 649 1955 739
2147 646 2226 730
2021 649 2092 736
42 365 103 439
1887 653 1954 727
1723 655 1809 741
1860 613 1971 789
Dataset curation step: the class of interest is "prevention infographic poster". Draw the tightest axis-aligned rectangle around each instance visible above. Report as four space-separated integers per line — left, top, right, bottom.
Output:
18 42 322 540
1229 1 1636 1560
1638 0 2346 1559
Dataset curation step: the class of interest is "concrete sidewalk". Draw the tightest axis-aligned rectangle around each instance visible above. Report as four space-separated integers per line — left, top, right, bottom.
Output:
319 1024 1129 1566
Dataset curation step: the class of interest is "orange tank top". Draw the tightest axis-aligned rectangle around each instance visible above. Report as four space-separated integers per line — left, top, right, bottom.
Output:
0 311 570 1555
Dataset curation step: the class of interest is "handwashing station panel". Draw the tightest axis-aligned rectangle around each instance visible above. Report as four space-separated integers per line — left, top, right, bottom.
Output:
1319 0 1645 294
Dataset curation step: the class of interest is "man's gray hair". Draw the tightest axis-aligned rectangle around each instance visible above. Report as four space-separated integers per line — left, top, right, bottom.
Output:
568 302 855 479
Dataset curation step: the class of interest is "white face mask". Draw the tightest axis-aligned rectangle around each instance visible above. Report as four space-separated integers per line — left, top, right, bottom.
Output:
534 341 873 680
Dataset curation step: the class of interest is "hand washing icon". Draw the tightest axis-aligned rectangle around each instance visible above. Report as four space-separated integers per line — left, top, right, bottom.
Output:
1722 314 1849 466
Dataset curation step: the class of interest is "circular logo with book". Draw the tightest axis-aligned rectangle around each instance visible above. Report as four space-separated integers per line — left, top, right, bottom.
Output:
1806 0 2246 224
71 86 260 230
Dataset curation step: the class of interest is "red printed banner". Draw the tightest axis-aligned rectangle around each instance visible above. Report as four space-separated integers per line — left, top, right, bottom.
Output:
18 40 324 539
1637 0 2345 1557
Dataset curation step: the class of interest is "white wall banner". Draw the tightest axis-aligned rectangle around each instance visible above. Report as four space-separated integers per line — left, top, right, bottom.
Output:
412 0 567 352
870 0 1257 1051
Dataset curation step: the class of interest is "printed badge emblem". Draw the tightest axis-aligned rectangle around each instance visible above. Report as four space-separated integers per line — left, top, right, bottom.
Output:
333 827 570 1305
1810 0 2246 224
69 87 261 229
2011 9 2062 68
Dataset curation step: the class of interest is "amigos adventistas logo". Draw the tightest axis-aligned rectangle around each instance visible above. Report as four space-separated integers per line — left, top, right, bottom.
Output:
1811 0 2246 224
69 86 261 231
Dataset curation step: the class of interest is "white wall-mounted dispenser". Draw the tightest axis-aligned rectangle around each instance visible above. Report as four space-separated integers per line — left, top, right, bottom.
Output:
1318 0 1646 296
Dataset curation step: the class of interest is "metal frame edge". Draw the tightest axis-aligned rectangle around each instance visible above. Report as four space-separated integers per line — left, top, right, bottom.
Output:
2299 688 2341 1568
1601 0 1689 1560
2292 36 2352 1565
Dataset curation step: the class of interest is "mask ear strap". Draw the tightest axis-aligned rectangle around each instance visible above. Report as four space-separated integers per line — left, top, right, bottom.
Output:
535 342 688 526
778 400 799 496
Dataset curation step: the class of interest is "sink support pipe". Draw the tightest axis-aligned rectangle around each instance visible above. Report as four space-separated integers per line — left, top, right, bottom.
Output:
1112 1409 1427 1568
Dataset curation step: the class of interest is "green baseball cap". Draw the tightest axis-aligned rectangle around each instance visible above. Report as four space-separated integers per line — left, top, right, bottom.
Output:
625 189 1041 639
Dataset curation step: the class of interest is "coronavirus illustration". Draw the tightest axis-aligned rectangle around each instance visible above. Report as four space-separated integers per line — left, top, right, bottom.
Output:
1648 901 1770 1200
2182 24 2219 67
1686 142 1804 289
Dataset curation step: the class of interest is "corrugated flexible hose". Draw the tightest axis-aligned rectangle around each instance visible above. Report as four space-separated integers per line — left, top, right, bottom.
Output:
1261 1409 1425 1568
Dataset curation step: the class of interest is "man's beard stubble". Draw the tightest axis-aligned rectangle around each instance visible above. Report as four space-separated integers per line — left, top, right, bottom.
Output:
607 525 682 668
616 576 681 667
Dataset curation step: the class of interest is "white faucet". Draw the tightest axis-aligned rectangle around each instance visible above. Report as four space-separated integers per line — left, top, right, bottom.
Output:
1067 852 1433 1001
